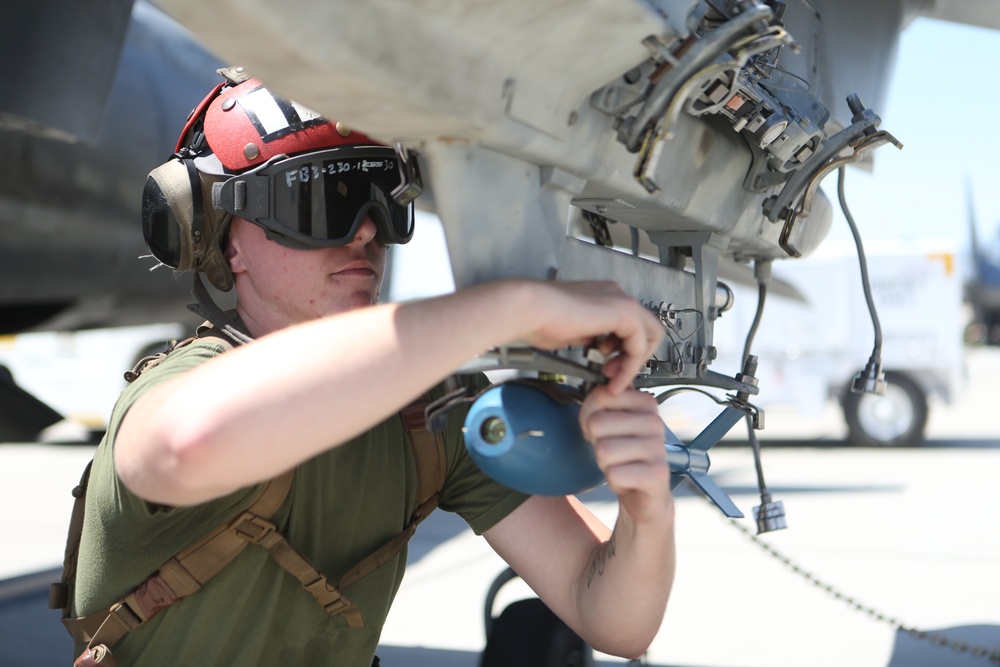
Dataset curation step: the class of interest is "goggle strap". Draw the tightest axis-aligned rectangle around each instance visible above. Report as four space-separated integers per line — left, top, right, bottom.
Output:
213 179 256 219
212 180 248 212
391 143 423 206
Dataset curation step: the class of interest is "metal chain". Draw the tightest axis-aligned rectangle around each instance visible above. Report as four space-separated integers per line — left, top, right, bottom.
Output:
725 515 1000 664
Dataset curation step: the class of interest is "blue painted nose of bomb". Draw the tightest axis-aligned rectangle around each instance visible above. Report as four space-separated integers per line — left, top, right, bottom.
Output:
463 382 605 496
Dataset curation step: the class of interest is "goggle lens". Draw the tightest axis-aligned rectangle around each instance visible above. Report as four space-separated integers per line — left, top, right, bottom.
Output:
216 147 414 248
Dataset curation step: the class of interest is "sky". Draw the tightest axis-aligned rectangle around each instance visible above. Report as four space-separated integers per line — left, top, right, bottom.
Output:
825 16 1000 257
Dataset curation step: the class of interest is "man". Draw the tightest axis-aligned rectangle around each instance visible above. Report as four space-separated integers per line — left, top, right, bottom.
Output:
67 68 675 666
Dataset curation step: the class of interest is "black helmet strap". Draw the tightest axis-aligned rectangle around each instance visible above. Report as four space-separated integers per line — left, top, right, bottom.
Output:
186 273 254 346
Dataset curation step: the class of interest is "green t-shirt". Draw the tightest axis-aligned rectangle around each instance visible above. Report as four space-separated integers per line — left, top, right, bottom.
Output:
73 337 529 666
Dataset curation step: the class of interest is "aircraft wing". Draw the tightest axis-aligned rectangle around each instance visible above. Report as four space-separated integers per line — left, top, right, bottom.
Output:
3 0 995 346
0 0 134 143
9 0 989 504
153 0 921 390
0 0 224 334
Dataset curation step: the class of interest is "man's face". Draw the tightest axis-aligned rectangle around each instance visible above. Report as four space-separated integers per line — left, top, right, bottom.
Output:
226 215 387 334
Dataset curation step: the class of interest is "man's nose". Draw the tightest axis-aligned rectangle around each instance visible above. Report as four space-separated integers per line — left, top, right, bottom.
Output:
349 214 378 246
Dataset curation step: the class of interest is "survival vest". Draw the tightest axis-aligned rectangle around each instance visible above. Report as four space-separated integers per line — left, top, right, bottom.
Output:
49 324 448 667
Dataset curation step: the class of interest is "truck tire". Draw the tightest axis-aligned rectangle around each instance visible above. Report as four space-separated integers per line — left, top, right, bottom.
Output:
481 567 593 667
481 598 593 667
843 371 928 447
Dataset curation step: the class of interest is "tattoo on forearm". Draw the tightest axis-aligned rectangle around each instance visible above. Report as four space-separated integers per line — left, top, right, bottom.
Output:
587 536 616 588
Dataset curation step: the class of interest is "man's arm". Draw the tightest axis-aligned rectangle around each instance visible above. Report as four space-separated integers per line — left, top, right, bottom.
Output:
483 386 675 659
114 279 665 506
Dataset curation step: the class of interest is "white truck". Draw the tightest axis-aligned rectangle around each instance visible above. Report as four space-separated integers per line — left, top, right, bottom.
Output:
704 238 965 446
0 322 185 441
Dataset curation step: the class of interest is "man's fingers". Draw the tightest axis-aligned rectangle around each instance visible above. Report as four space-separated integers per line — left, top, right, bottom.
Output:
519 281 664 393
578 384 674 523
607 307 663 393
603 459 672 495
579 385 660 427
592 434 666 470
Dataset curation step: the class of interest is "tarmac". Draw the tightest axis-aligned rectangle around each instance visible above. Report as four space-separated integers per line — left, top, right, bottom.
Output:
2 347 999 666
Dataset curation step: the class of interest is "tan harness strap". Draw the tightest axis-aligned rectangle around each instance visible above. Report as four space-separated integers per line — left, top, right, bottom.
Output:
49 461 93 615
62 391 449 663
401 399 448 507
338 506 424 591
228 397 447 628
231 513 366 628
63 472 294 648
340 399 446 590
172 470 294 581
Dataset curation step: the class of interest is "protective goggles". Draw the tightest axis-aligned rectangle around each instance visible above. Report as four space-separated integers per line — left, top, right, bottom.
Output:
211 146 414 249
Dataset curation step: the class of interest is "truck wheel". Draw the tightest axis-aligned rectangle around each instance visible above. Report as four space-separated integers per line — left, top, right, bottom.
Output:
843 371 928 447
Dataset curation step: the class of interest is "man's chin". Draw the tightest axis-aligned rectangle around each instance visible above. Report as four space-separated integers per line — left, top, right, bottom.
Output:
333 290 381 313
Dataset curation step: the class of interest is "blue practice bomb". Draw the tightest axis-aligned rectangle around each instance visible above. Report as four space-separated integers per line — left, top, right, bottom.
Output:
463 381 604 496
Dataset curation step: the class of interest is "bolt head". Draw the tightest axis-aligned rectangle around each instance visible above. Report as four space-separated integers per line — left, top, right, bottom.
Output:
481 417 507 444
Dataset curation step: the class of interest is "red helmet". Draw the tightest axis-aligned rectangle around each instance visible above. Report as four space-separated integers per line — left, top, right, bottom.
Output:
183 69 381 173
142 67 415 292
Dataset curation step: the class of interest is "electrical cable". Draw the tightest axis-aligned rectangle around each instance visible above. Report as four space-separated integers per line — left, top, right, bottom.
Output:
837 166 886 395
742 260 771 504
837 167 882 353
741 279 767 364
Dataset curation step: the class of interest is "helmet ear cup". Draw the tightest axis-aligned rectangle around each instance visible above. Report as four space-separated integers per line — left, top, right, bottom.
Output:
142 159 197 270
141 158 234 291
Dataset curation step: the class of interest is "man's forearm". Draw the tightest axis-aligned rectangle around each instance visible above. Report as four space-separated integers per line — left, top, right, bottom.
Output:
574 512 676 658
115 282 535 505
115 279 665 506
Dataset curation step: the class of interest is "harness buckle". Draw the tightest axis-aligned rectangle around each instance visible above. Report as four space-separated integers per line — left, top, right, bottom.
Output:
229 512 277 544
107 602 143 631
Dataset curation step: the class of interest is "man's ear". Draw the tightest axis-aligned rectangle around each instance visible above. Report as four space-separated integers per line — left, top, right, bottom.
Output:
225 221 245 274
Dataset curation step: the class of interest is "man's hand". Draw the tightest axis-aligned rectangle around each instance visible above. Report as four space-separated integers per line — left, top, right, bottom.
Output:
578 385 672 524
480 363 675 659
511 280 665 395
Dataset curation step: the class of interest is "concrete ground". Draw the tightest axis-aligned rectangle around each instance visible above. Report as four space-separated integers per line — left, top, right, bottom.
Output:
2 347 999 666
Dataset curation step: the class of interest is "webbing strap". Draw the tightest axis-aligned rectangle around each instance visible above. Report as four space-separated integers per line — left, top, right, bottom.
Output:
339 500 430 591
63 472 294 645
227 397 448 628
401 399 447 508
173 471 293 580
231 513 365 628
340 401 446 590
186 274 253 346
62 393 448 653
49 460 93 615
